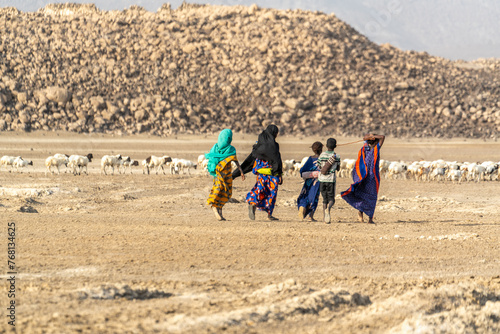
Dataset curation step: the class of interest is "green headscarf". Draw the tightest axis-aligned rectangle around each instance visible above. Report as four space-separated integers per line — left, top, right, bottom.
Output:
205 129 236 177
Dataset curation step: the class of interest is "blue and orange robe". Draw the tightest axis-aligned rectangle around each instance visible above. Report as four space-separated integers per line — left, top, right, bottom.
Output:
341 142 381 218
207 155 237 209
246 159 279 215
296 156 321 217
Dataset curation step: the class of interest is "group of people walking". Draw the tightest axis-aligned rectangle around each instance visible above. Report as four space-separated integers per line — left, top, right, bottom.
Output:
205 124 385 224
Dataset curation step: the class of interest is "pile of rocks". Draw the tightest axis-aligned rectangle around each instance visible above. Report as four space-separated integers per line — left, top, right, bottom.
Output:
1 3 499 138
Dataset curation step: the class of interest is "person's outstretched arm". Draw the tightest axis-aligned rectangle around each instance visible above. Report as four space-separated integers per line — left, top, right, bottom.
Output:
232 153 254 179
233 160 245 181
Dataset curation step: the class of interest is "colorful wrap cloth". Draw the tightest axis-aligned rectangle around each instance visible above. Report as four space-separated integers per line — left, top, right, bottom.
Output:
341 142 381 218
246 159 279 215
297 156 321 217
207 155 237 209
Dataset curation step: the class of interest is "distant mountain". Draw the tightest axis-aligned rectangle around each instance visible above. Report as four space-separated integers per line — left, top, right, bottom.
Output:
4 0 500 60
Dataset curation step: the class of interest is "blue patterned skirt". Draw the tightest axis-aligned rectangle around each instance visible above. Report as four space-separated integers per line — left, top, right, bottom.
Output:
246 159 279 215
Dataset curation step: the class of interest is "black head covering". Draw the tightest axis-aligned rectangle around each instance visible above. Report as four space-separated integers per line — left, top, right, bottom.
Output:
265 124 279 138
232 124 283 178
252 124 280 162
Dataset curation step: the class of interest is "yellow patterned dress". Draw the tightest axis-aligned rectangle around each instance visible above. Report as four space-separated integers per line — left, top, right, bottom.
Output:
207 155 237 209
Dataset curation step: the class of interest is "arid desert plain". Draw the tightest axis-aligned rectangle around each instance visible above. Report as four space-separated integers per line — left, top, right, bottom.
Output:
0 131 499 333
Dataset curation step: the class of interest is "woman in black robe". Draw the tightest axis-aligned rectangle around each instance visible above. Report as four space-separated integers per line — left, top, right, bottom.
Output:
233 124 283 221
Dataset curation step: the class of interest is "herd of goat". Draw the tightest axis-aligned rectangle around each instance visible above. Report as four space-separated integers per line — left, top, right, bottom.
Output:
282 157 500 183
0 154 197 176
1 153 499 183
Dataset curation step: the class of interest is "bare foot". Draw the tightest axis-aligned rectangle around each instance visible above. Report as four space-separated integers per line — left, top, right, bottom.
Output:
367 218 375 224
298 206 306 219
212 206 223 221
305 215 317 222
217 208 226 221
248 204 256 220
324 210 331 224
358 211 364 223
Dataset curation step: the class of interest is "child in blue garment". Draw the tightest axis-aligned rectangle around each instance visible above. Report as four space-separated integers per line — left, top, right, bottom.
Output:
297 141 323 221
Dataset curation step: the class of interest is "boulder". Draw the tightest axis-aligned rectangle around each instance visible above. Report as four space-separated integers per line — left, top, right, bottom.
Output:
285 98 303 110
90 96 106 110
394 82 411 91
45 87 71 105
17 91 28 104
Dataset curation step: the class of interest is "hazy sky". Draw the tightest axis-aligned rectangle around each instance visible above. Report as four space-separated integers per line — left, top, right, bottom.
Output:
5 0 500 61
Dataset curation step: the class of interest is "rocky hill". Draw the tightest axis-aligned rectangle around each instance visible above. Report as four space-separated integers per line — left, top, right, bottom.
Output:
0 3 499 138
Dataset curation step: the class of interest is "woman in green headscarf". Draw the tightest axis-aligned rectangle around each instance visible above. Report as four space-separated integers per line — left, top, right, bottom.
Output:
205 129 245 220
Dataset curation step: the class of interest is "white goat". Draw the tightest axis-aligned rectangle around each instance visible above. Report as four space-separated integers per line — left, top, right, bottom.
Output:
429 167 447 182
406 162 421 181
52 153 71 173
417 165 431 182
68 153 93 175
197 154 206 166
101 155 122 175
447 169 463 184
201 158 209 176
379 159 391 178
481 161 498 181
169 158 179 174
388 162 407 180
1 155 20 172
146 155 172 175
469 165 486 183
142 158 151 175
45 155 69 175
459 162 475 182
292 162 302 176
282 159 296 176
170 159 196 175
13 157 33 172
120 156 139 174
341 159 356 178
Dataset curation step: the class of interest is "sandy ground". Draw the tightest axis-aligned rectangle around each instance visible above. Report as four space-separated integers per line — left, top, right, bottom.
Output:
1 131 499 333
